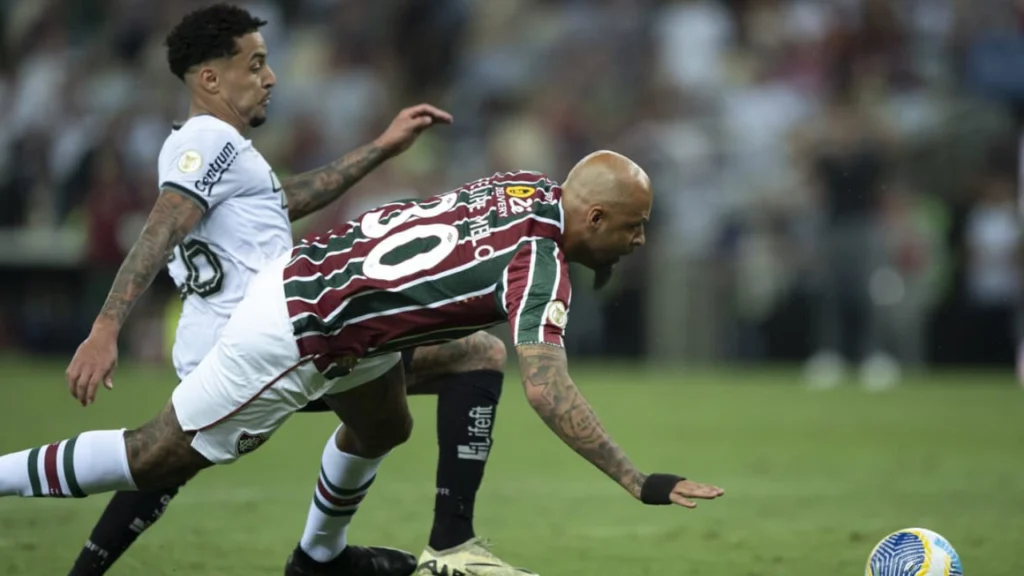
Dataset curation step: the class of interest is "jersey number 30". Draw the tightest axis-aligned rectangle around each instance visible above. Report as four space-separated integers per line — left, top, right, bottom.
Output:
361 194 459 282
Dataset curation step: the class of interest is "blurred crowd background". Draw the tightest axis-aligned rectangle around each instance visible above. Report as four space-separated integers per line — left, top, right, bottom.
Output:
2 0 1024 387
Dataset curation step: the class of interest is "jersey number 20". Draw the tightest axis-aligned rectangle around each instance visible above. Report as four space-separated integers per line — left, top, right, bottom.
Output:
361 194 459 282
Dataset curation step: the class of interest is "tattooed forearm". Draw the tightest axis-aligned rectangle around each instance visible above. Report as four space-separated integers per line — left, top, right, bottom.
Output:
96 190 204 331
282 143 389 222
517 344 647 499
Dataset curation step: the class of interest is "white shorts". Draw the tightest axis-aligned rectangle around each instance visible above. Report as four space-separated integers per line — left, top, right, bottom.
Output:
171 254 401 464
171 307 228 380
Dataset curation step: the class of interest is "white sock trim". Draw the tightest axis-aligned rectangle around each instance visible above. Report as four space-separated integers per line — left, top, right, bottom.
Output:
299 426 389 562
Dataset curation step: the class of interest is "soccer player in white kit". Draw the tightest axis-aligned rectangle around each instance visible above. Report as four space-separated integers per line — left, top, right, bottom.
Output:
36 4 522 576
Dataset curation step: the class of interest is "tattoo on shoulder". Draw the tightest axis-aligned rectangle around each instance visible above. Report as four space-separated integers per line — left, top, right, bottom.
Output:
517 344 646 497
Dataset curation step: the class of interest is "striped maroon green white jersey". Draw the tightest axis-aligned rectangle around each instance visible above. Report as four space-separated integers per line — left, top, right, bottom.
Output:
283 171 573 378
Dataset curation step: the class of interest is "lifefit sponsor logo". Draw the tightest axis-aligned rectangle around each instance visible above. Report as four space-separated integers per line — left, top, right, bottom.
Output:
457 405 494 461
128 492 174 534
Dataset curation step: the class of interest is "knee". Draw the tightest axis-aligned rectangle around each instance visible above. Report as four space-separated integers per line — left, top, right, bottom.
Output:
464 331 507 373
123 409 211 490
378 411 413 451
123 430 193 490
341 412 413 458
393 411 414 446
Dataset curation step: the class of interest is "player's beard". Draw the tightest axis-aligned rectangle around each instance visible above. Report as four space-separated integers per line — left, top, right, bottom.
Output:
592 265 613 290
249 114 267 128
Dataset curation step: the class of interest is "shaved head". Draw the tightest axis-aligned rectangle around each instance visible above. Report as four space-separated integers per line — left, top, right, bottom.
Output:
559 151 652 284
563 150 651 208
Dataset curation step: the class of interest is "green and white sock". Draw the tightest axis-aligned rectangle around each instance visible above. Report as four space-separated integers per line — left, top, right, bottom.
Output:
299 425 384 562
0 430 135 498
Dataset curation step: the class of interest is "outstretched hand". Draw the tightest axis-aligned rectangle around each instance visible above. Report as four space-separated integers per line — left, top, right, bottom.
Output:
668 479 725 509
374 104 453 156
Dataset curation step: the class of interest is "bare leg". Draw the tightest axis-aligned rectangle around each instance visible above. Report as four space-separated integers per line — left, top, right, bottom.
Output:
406 331 507 393
123 403 212 489
292 361 416 568
324 360 414 457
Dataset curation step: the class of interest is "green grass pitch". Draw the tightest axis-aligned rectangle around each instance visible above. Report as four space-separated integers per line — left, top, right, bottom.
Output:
0 356 1021 575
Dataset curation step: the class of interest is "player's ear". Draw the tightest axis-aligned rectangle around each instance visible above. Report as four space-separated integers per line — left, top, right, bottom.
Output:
193 65 220 94
588 206 604 228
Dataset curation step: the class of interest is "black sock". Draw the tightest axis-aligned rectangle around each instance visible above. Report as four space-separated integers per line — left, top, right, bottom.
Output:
68 487 181 576
429 370 503 551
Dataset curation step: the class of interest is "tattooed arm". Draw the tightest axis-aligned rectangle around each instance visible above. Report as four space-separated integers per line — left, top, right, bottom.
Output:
281 103 453 222
68 188 204 405
280 142 388 222
95 189 204 331
516 343 647 499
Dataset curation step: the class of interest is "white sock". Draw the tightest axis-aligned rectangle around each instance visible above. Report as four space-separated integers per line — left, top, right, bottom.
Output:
0 430 135 498
299 425 386 563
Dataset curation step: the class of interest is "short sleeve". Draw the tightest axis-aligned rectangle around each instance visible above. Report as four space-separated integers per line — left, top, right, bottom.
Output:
499 239 573 347
158 127 243 211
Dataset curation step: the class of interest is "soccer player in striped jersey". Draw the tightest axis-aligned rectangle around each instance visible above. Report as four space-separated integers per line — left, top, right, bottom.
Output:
0 151 725 576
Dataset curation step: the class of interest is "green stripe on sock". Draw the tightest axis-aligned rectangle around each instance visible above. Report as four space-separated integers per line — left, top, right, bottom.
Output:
62 437 85 498
313 494 357 518
319 466 376 497
27 448 42 497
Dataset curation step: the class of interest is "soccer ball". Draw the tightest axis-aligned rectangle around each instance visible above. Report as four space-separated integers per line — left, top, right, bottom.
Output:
866 528 963 576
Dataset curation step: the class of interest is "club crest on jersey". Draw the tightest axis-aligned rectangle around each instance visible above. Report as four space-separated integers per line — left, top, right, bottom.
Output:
505 186 536 199
546 300 568 329
177 150 202 173
236 432 268 455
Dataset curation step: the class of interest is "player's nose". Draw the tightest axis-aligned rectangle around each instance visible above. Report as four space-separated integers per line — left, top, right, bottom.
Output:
264 65 277 89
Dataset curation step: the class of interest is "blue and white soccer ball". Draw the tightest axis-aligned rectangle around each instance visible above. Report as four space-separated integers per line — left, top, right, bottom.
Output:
866 528 963 576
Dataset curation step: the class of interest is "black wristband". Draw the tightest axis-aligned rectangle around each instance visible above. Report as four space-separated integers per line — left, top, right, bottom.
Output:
640 473 685 505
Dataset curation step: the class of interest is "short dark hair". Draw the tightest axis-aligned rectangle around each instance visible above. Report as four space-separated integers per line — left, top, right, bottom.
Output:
165 3 267 81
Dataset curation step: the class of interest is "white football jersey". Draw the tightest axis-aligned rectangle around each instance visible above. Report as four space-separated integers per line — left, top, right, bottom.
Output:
157 115 292 378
